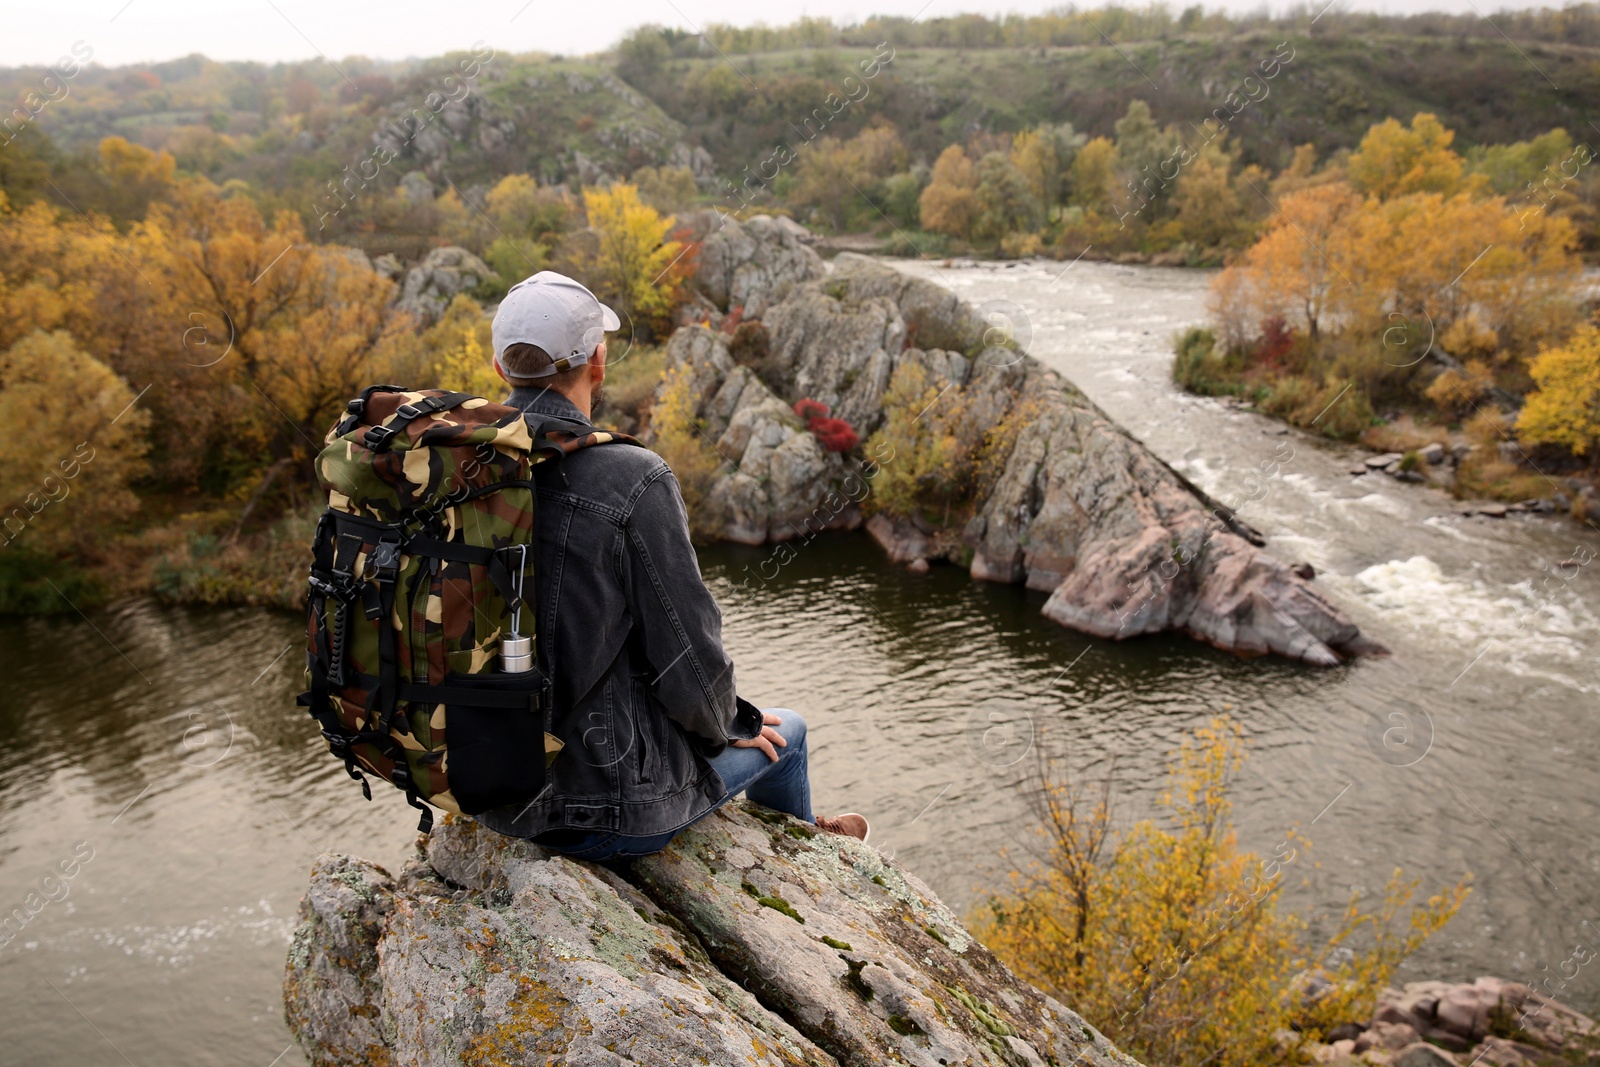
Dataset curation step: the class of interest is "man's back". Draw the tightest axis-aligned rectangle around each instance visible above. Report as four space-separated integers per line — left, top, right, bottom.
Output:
474 387 760 841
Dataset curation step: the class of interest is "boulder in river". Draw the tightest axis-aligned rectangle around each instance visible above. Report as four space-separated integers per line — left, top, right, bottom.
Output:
657 216 1383 665
283 802 1145 1067
1309 975 1598 1066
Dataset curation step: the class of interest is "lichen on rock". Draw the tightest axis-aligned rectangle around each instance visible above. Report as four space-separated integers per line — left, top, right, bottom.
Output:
284 803 1145 1067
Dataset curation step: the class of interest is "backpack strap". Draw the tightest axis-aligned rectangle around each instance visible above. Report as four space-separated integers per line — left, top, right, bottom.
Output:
363 391 478 453
406 536 524 613
333 384 407 438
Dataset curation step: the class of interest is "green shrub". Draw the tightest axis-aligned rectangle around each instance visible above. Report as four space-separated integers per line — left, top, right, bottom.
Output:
0 549 102 615
1172 327 1242 396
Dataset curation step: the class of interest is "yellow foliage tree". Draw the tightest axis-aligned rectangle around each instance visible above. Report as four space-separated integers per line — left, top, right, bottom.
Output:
1009 128 1057 208
0 197 110 351
919 145 978 238
0 330 150 554
97 136 179 222
973 718 1470 1067
1209 183 1361 341
861 361 980 520
421 293 501 399
572 183 687 339
1211 177 1577 356
648 362 723 540
1517 325 1600 462
1335 189 1577 348
1070 136 1121 214
121 181 410 495
1172 144 1240 248
1346 113 1471 200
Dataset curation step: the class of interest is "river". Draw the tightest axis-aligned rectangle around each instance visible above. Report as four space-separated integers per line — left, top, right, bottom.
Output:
1 258 1596 1065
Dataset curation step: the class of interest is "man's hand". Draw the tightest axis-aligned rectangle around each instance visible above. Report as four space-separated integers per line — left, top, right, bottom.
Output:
732 711 787 762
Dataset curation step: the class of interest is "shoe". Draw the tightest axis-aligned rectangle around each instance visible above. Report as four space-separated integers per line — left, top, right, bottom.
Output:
815 813 870 842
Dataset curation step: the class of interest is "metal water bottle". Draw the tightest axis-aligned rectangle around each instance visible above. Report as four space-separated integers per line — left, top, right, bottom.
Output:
502 635 532 674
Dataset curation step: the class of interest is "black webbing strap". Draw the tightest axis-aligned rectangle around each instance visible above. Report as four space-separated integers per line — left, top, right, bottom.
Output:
334 384 407 438
398 679 552 711
406 536 522 612
363 391 476 453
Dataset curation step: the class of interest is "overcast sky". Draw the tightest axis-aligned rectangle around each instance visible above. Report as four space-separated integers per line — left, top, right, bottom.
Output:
2 0 1587 69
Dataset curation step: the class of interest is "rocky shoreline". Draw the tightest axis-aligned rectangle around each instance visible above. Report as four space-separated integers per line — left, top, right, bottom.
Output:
1307 976 1597 1067
655 215 1385 665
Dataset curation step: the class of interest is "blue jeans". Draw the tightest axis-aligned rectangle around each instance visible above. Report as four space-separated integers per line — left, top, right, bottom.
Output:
536 708 812 862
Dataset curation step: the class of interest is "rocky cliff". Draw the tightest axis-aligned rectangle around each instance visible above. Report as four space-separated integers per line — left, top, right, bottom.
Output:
654 215 1382 666
283 802 1144 1067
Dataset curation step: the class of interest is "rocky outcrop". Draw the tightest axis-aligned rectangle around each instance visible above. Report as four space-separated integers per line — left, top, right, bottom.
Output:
1308 976 1598 1066
395 246 494 326
284 803 1144 1067
664 216 1382 665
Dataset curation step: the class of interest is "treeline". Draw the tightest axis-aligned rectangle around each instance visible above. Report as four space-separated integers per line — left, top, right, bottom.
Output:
1171 112 1600 505
768 97 1600 266
631 3 1600 55
7 15 1599 260
0 140 691 612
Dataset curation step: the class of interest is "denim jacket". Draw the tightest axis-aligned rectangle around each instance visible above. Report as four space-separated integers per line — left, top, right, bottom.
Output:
474 388 761 840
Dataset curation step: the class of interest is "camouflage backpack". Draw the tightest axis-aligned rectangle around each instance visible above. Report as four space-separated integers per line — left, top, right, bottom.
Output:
299 385 638 831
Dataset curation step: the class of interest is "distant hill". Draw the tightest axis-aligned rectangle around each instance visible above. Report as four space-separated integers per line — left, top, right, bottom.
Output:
4 7 1598 242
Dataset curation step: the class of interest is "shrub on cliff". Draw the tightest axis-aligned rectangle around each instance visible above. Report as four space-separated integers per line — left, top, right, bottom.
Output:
862 362 979 522
791 399 860 453
649 364 724 541
973 718 1470 1067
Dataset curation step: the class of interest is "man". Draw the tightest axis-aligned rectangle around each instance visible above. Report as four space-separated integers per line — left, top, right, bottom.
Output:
475 271 868 860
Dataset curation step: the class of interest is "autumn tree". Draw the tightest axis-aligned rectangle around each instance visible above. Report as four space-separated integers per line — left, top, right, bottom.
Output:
1518 325 1600 463
919 145 978 238
862 362 983 520
1069 136 1121 214
1346 113 1473 200
1172 143 1241 247
419 293 500 399
118 181 410 503
972 152 1042 242
0 194 108 351
974 718 1470 1067
0 330 150 555
790 137 867 231
1010 123 1083 212
568 182 690 339
95 136 179 223
1209 182 1361 342
790 125 907 231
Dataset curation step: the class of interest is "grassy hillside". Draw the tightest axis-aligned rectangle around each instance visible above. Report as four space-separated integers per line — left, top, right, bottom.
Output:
624 32 1600 181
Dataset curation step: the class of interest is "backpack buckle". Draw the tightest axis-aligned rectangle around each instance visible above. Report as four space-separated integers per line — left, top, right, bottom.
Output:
369 539 403 580
363 425 399 451
394 401 425 420
321 729 352 760
346 397 365 416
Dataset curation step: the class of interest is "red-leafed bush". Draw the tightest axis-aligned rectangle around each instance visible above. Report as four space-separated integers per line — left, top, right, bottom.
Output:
810 416 860 453
791 398 858 452
793 398 831 423
1255 315 1296 368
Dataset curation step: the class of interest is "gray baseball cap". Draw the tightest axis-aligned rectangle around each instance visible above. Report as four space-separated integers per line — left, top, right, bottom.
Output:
491 271 621 378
